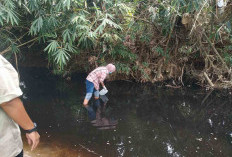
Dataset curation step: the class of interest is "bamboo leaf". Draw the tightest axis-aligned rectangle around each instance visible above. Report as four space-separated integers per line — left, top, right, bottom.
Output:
44 40 59 54
5 8 19 25
62 29 72 42
64 43 77 53
63 0 71 10
71 14 89 24
30 16 43 35
27 0 39 11
53 48 70 69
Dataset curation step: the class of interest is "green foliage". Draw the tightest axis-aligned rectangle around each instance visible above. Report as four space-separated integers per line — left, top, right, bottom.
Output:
0 0 232 84
44 40 71 70
154 46 164 56
30 16 44 35
224 46 232 67
0 0 19 25
110 45 137 61
116 62 131 75
44 40 60 54
11 43 20 54
0 0 132 70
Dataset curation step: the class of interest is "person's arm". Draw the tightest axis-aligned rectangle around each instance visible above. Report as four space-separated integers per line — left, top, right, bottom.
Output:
1 98 34 129
100 81 106 89
99 72 107 89
0 98 40 151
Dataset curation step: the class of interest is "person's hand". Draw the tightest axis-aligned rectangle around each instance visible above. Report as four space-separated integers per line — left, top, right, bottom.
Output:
83 103 89 108
103 86 107 90
26 131 40 151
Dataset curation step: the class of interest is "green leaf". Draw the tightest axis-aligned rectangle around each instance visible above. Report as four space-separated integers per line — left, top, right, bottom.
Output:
44 40 59 54
5 8 19 25
154 46 164 56
30 16 43 35
71 14 89 24
179 0 186 6
76 24 89 30
62 29 72 42
113 34 121 41
4 0 15 8
88 31 97 39
95 17 122 34
63 0 71 10
27 0 39 11
48 16 59 27
102 18 122 29
102 33 113 42
115 3 133 15
11 43 20 53
64 43 77 53
0 12 5 25
53 48 70 69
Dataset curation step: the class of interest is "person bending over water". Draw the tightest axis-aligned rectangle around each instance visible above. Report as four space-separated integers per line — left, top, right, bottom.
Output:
0 55 40 157
83 63 116 107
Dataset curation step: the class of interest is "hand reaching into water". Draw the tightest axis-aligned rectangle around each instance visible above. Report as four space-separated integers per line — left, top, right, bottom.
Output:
26 131 40 151
100 86 108 95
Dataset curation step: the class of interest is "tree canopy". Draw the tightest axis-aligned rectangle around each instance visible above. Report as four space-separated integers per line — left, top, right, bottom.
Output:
0 0 232 88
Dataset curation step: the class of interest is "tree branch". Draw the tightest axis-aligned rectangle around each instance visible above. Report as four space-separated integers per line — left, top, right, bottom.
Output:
204 72 214 87
0 37 38 55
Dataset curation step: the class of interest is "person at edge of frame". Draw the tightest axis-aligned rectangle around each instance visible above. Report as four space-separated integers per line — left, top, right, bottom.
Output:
0 55 40 157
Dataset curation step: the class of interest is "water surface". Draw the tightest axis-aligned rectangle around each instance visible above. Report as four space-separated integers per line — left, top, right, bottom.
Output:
20 68 232 157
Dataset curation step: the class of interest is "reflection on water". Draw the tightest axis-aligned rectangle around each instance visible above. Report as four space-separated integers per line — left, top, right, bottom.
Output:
19 68 232 157
86 95 118 130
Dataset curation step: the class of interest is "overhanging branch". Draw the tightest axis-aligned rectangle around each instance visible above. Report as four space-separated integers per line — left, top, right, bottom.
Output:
0 37 38 55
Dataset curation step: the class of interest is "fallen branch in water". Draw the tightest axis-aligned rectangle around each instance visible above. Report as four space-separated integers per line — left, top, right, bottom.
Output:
203 72 214 87
201 89 214 105
180 65 185 86
165 84 181 88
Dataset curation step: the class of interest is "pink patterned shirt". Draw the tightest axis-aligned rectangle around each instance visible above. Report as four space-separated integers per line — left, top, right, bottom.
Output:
86 67 109 90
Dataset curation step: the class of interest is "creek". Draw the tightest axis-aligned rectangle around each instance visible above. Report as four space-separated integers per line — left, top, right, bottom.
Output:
19 68 232 157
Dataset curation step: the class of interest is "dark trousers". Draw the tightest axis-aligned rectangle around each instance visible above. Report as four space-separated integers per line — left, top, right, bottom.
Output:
16 150 23 157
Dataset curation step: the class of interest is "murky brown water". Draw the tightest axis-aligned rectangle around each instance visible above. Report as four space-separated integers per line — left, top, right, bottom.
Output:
19 68 232 157
22 134 95 157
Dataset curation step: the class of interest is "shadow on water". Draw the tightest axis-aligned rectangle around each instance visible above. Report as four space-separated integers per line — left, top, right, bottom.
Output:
19 68 232 157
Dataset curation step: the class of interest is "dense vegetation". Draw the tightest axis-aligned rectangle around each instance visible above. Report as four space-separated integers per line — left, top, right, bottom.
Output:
0 0 232 88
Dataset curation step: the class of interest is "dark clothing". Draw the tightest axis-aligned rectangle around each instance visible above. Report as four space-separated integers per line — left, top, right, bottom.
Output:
16 150 23 157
